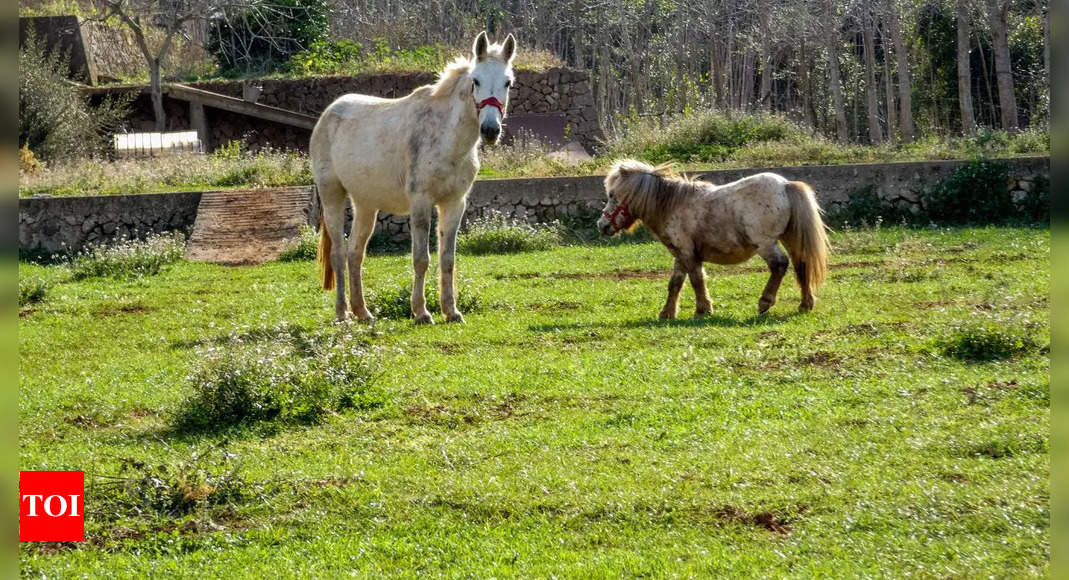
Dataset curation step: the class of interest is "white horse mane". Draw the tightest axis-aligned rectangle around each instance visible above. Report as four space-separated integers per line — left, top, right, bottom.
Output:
606 159 699 224
431 57 474 99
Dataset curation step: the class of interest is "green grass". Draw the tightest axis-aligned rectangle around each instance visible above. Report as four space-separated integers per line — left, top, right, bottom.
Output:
18 226 1049 577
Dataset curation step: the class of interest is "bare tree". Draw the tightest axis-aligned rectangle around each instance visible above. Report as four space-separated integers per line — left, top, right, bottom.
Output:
861 0 883 143
985 0 1018 132
883 0 914 141
956 0 976 135
824 0 849 143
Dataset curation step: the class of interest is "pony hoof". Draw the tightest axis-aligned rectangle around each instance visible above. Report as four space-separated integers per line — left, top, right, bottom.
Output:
798 303 814 313
356 313 376 324
413 313 434 325
444 312 465 323
335 310 353 323
694 309 711 318
758 300 774 314
658 310 676 320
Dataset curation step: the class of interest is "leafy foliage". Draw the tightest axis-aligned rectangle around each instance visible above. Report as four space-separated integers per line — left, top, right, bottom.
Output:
18 33 131 160
70 233 186 280
19 276 50 307
176 327 383 430
207 0 329 75
940 320 1040 362
923 160 1013 224
370 281 487 319
607 111 801 164
278 225 319 261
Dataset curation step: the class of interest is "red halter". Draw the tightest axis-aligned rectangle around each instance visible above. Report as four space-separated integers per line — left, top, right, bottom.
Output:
475 96 505 116
602 201 635 232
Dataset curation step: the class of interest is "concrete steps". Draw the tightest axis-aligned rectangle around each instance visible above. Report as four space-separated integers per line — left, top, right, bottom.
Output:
186 187 315 265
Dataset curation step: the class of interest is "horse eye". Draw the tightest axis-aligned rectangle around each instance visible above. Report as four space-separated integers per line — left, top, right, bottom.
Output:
505 80 512 88
473 79 480 87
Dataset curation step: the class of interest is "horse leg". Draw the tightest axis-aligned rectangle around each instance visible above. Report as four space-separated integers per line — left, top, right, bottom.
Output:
659 257 689 319
688 263 712 317
793 258 815 312
320 180 350 321
347 203 378 322
437 198 466 323
757 244 789 314
409 199 434 324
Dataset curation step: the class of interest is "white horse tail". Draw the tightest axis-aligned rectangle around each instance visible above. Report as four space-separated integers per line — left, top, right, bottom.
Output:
317 216 335 291
782 181 829 291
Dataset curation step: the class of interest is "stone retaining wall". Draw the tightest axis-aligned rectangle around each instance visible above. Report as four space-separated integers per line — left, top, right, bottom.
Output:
19 157 1049 254
89 68 603 152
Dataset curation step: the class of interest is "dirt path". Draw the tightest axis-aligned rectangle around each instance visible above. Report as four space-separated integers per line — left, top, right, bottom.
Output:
186 187 313 265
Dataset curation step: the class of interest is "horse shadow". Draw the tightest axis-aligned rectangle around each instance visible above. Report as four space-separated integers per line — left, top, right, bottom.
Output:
528 311 801 333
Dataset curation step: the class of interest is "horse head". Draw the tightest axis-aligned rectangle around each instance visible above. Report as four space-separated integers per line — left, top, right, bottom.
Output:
470 31 516 145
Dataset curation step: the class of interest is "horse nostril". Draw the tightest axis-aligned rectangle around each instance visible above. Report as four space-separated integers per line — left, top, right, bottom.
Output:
482 125 501 141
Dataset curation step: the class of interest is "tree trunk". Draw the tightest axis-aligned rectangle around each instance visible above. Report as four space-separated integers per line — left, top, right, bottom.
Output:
882 30 898 142
957 0 976 135
799 38 814 128
758 5 772 110
986 0 1018 132
712 38 724 110
150 59 165 131
976 34 997 125
862 0 884 143
884 0 915 141
825 1 849 143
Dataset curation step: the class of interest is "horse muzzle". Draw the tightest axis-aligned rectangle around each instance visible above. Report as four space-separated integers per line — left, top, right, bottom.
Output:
480 123 501 144
596 218 614 236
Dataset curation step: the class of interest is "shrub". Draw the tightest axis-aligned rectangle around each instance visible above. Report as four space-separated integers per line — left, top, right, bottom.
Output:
940 321 1039 361
923 160 1013 224
457 211 564 255
70 232 186 280
18 33 131 160
207 0 329 75
370 280 487 319
606 110 802 164
19 276 50 307
279 225 319 261
176 328 382 430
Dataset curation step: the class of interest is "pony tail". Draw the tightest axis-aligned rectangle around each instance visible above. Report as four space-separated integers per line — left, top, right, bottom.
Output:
317 216 335 290
782 181 829 291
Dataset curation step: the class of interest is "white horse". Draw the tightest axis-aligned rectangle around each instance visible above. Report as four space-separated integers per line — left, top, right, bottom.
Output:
311 32 516 323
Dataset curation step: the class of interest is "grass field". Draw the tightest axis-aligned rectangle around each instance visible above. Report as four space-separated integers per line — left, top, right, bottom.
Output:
19 227 1049 577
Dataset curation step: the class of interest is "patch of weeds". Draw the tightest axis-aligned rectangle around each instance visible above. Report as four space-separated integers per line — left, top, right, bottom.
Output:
458 211 564 255
19 275 50 307
70 232 185 280
278 225 319 262
940 319 1040 362
370 279 488 319
962 432 1048 459
175 328 383 431
826 186 916 228
923 160 1014 225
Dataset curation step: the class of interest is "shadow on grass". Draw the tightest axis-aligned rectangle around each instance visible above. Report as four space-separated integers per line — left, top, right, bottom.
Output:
529 311 801 332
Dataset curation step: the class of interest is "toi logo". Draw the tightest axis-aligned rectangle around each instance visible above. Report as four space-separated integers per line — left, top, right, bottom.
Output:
20 471 85 542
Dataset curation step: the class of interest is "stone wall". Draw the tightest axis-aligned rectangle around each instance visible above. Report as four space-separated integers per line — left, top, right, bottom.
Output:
88 68 604 151
19 158 1049 254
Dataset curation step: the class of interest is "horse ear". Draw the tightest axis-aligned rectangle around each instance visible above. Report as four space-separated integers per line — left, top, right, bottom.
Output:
472 31 489 61
502 34 517 63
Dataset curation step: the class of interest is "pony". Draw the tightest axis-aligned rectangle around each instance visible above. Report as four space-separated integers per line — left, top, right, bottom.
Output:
596 160 829 318
311 31 516 323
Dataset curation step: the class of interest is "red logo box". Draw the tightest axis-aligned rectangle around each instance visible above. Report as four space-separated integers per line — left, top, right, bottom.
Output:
20 471 85 542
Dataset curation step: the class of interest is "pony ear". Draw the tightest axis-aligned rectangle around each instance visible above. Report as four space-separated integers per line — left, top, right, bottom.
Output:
472 31 489 61
502 34 517 63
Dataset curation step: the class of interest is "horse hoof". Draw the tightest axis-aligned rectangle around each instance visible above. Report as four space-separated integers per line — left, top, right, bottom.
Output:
694 309 711 318
658 310 676 320
758 300 774 314
356 313 376 324
413 313 434 325
445 312 465 323
798 303 814 313
335 310 353 323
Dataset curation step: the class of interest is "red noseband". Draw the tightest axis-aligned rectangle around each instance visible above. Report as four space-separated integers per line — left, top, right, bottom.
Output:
603 201 635 232
476 96 505 116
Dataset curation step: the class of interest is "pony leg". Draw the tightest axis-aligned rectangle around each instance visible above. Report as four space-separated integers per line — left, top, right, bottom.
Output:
793 259 815 313
319 180 350 321
757 244 789 314
659 258 689 319
688 264 712 317
409 200 434 324
437 198 467 323
347 203 379 322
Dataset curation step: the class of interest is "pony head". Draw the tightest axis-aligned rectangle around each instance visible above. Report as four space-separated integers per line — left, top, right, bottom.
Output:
597 159 679 235
469 31 516 145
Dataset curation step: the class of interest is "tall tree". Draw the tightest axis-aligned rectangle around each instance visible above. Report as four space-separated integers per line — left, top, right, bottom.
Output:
861 0 884 143
883 0 915 141
985 0 1019 132
956 0 976 135
824 0 849 143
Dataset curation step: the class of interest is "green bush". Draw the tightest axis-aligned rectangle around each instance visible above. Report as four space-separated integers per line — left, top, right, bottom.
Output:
923 160 1013 224
18 276 50 307
70 232 186 280
288 38 449 76
370 281 486 320
607 111 802 164
18 33 131 160
279 225 319 261
207 0 329 75
940 321 1039 361
458 212 564 255
176 329 382 430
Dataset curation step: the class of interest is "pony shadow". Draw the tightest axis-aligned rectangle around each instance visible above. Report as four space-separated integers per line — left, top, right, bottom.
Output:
529 311 801 333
